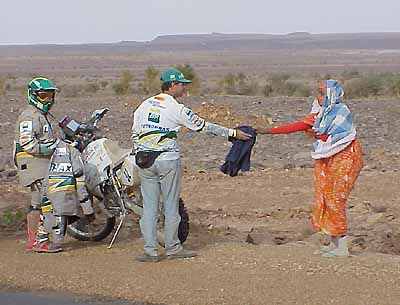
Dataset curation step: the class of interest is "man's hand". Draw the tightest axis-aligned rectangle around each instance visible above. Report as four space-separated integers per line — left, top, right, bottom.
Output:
235 129 252 140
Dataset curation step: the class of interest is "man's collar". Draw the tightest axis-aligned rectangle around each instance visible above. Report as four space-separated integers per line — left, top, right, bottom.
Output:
158 92 176 99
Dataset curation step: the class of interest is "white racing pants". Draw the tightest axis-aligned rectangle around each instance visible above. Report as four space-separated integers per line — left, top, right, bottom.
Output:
138 158 182 256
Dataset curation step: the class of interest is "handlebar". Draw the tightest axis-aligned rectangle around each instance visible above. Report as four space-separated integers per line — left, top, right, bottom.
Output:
88 108 109 127
58 108 109 137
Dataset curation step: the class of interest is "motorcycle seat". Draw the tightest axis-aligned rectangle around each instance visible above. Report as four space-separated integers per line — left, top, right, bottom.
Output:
103 139 131 168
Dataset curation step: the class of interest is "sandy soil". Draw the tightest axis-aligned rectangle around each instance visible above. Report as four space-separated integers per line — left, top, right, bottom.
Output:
1 57 400 304
1 167 400 305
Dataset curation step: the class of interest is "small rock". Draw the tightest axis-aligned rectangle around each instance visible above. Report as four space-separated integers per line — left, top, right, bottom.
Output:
245 234 255 244
245 231 275 245
367 213 385 225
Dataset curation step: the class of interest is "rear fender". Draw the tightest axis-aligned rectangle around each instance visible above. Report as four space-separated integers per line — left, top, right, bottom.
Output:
118 154 140 188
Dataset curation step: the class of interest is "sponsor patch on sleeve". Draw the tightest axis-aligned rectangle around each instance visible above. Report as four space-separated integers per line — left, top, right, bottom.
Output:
183 107 204 128
20 121 33 135
19 135 32 145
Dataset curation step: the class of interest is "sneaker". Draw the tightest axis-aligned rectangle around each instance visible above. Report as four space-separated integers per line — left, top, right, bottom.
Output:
167 249 197 260
322 236 350 258
322 250 351 258
314 242 337 254
136 253 164 263
34 242 63 253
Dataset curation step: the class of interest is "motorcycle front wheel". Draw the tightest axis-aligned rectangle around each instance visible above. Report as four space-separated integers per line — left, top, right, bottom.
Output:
66 202 116 242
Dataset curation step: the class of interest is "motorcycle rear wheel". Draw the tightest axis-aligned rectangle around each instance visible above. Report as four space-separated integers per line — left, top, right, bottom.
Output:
178 199 190 244
157 199 190 245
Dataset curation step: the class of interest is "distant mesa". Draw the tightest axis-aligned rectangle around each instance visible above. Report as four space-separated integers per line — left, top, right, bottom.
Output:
286 32 311 37
152 32 277 44
2 32 400 52
118 40 140 44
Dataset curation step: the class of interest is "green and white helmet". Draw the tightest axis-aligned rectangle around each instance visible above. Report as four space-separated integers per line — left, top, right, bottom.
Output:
28 77 58 113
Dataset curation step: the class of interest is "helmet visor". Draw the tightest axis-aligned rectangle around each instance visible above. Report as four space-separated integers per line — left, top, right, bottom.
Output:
37 90 55 103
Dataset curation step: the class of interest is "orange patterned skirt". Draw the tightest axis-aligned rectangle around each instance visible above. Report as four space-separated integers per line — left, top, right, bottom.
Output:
311 139 363 237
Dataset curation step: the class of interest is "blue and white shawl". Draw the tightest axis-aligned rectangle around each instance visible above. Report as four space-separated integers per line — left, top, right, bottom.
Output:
311 80 356 159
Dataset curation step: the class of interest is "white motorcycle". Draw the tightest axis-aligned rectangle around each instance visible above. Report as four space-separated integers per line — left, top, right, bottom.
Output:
60 109 189 248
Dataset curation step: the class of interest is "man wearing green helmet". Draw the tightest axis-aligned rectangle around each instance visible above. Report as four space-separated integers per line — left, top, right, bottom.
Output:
14 77 60 252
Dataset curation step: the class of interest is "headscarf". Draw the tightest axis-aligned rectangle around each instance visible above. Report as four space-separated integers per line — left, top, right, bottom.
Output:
311 80 356 159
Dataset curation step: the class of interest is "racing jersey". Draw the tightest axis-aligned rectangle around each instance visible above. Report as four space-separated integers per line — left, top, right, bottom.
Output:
14 105 57 186
43 140 92 216
132 93 235 160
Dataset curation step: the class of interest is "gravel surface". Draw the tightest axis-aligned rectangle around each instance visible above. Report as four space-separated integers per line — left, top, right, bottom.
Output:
1 93 400 305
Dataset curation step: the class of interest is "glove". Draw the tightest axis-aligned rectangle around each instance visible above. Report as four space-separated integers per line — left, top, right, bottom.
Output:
39 138 60 155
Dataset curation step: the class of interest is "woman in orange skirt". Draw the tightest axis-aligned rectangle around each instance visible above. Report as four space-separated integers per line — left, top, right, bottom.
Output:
257 80 363 257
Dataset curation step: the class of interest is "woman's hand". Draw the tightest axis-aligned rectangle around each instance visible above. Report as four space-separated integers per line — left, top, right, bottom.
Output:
235 129 253 140
255 126 272 135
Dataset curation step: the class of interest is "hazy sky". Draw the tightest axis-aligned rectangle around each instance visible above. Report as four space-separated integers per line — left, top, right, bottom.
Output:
1 0 399 45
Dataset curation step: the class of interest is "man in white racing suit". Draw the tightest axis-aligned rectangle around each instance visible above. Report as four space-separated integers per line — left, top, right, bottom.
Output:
132 69 252 262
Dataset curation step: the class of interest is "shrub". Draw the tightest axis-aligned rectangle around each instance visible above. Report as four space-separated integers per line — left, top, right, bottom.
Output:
237 74 259 95
288 81 311 97
175 64 201 95
100 80 109 88
61 84 83 98
141 66 160 95
113 70 134 96
85 82 100 94
0 78 5 96
218 73 259 96
345 75 383 98
342 69 359 79
386 76 400 97
218 73 237 95
1 209 24 226
261 83 273 97
265 74 310 97
268 73 290 95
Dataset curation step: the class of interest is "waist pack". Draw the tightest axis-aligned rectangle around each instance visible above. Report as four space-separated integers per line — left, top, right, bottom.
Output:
135 151 164 169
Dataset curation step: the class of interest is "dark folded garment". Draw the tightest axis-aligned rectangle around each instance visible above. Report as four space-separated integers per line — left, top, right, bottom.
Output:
220 126 256 177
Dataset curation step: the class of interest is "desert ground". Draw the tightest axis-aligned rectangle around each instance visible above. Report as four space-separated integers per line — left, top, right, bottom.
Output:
0 34 400 304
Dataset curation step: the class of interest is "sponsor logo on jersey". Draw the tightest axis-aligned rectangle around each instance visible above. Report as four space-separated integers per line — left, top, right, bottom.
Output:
140 124 169 131
148 112 160 123
149 100 166 109
49 162 73 173
154 96 165 101
54 147 68 156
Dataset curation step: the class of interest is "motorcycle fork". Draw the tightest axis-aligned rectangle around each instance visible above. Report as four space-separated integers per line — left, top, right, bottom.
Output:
108 174 128 249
